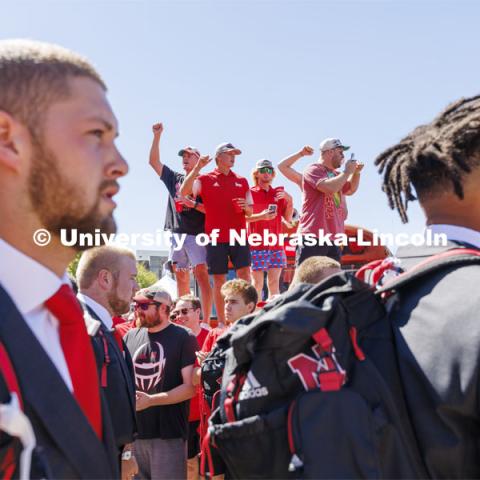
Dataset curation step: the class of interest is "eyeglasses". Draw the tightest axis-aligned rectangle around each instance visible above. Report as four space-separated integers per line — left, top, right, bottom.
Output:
133 301 161 311
170 307 195 320
258 167 274 174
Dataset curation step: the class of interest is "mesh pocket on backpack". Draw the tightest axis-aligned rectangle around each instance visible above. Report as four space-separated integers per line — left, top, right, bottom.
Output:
209 405 292 479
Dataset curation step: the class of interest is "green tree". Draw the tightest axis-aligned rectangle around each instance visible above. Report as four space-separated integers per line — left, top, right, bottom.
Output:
67 252 82 279
136 262 158 289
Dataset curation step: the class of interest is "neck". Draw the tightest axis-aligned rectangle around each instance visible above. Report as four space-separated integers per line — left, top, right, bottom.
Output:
258 181 271 191
1 226 75 278
148 318 170 333
421 187 480 232
191 323 201 336
217 165 231 175
79 289 114 316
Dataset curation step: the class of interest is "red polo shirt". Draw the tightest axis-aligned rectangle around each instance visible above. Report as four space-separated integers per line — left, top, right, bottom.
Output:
248 185 287 250
197 168 250 243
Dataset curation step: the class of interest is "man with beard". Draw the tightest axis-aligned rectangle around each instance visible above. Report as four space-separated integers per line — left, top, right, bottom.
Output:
124 286 198 480
149 123 213 323
0 40 127 478
180 143 253 326
296 138 363 265
76 246 138 480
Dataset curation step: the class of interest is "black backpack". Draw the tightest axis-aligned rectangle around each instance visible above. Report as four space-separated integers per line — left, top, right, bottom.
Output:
205 248 480 479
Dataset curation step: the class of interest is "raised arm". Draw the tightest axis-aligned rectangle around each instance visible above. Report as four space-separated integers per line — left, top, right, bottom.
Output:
277 146 314 189
315 159 358 194
343 162 364 196
148 123 164 177
179 155 212 197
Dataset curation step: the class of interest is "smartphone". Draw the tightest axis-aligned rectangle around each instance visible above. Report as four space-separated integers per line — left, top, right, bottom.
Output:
268 204 277 214
350 153 355 160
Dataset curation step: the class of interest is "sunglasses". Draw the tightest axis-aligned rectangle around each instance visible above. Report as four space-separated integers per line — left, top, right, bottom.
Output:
133 301 162 311
258 167 274 174
170 307 195 320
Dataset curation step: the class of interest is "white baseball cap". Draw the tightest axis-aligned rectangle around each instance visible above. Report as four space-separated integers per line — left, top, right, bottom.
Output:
215 142 242 157
319 138 350 152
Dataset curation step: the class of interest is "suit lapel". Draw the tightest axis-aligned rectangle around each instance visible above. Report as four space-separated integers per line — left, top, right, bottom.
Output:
82 303 136 413
0 287 114 479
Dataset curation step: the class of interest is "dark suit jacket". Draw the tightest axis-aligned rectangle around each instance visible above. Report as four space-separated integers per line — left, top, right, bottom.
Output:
392 242 480 478
79 300 136 450
0 285 119 479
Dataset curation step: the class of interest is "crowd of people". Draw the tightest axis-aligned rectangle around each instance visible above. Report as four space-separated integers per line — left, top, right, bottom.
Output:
0 38 479 480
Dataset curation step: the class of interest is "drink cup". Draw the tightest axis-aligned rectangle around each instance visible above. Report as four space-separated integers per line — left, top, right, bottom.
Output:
175 199 184 213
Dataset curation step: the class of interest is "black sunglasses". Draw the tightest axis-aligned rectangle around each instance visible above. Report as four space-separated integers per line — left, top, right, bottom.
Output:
134 301 162 311
170 307 195 320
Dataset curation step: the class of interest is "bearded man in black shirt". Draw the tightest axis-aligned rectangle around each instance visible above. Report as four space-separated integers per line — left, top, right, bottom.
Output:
124 286 198 480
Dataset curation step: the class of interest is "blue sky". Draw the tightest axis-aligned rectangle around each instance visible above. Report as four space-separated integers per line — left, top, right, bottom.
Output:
4 0 480 251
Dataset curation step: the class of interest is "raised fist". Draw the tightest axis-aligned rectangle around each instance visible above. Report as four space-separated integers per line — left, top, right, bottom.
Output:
152 123 164 136
301 145 314 156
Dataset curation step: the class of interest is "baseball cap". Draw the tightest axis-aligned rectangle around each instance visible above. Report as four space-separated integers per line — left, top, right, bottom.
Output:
215 142 242 157
178 146 200 157
255 159 274 170
133 286 173 307
319 138 350 152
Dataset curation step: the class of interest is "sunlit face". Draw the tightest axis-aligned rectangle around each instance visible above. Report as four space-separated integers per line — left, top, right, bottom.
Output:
171 299 201 331
182 151 200 173
256 168 275 187
134 301 168 329
27 76 128 250
326 147 345 169
107 256 138 315
223 292 254 324
216 151 236 170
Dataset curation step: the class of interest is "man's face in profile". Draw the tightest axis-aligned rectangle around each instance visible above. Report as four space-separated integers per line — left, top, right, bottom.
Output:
27 76 128 250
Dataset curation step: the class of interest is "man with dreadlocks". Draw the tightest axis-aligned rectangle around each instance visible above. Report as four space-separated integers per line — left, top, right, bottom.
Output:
375 94 480 478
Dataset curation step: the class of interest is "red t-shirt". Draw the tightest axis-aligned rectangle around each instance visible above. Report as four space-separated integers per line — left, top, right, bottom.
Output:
201 326 229 353
189 326 210 422
197 169 250 243
300 163 349 236
248 186 287 250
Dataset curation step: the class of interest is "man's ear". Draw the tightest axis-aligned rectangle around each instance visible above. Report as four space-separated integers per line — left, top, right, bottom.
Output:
247 302 256 314
97 269 114 291
0 111 28 173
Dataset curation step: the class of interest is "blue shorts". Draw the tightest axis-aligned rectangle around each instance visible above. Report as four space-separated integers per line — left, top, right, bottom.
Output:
251 249 287 271
169 234 207 270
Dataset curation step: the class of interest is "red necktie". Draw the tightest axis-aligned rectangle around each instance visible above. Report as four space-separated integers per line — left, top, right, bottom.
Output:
44 284 102 439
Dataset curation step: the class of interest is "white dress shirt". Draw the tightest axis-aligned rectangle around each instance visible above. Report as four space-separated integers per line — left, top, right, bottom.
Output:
427 224 480 249
77 293 113 330
0 239 73 391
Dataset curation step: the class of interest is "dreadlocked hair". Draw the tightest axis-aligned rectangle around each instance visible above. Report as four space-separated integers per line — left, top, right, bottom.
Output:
375 95 480 223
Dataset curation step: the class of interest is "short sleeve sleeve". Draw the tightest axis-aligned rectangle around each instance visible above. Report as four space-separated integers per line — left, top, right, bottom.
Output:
303 165 328 190
181 332 199 369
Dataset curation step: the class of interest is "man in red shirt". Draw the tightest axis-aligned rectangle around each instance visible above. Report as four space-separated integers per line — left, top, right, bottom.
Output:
296 138 363 265
247 159 293 300
170 295 209 480
180 143 253 325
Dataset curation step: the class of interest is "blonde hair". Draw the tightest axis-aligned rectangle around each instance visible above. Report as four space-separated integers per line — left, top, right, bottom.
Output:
76 245 135 290
291 256 341 287
251 167 276 186
221 279 258 306
0 39 105 133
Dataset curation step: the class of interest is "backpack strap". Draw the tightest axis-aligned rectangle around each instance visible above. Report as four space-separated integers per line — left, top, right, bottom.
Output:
378 248 480 294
